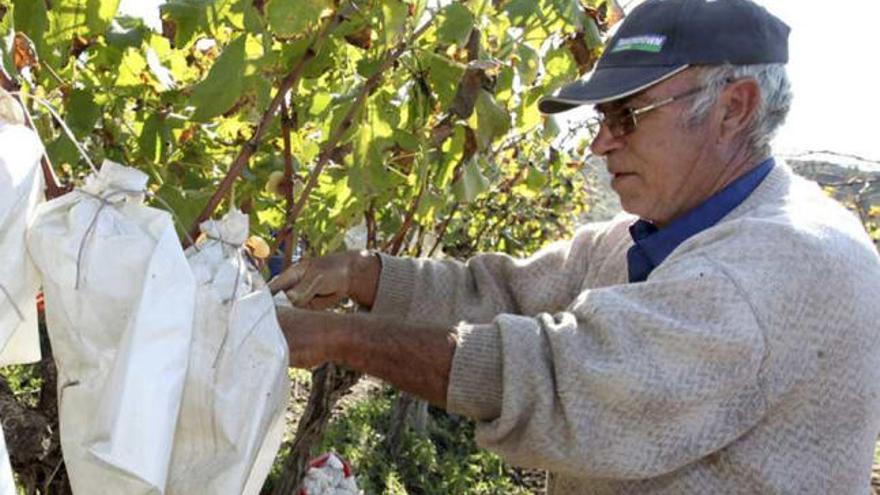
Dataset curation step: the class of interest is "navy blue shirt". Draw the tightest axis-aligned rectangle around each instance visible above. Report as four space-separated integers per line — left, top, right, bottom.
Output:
627 158 775 283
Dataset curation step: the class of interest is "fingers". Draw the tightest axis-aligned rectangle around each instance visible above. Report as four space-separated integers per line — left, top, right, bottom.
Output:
268 261 308 294
285 273 325 306
305 294 344 311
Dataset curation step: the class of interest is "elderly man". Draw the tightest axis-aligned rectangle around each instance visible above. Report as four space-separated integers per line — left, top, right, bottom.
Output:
270 0 880 492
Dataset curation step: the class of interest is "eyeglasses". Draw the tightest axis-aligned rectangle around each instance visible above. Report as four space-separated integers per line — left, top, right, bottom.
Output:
590 83 718 138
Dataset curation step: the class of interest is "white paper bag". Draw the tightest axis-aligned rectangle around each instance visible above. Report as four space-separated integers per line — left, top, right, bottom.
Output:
27 161 195 495
0 121 45 495
0 123 44 367
167 209 289 495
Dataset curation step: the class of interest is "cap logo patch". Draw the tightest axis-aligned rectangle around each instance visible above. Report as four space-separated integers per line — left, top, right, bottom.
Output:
612 35 667 53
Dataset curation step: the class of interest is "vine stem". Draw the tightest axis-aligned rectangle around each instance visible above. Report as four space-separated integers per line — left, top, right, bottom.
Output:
270 20 434 254
427 203 459 257
384 179 426 255
186 14 341 244
281 98 297 270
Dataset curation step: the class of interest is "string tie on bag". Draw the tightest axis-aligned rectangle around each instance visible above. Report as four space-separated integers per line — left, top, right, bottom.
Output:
74 189 199 290
74 189 143 289
205 232 246 305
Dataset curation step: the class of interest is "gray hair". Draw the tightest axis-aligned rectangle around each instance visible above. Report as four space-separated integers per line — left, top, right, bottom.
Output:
686 64 793 159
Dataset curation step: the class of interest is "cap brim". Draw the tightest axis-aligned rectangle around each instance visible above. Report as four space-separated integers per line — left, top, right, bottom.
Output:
538 64 689 114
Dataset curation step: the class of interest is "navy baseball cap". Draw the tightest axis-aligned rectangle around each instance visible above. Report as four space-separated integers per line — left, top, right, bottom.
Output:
539 0 790 114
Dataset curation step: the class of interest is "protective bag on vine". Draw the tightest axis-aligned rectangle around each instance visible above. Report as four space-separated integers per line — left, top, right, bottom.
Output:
27 161 195 495
0 121 44 367
0 104 46 495
167 209 289 495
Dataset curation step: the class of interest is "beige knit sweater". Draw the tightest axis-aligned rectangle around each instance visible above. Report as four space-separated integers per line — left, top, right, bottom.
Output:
371 162 880 494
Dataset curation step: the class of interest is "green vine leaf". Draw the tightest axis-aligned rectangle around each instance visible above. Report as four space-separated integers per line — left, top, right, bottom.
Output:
453 158 489 203
160 0 212 48
11 0 48 55
266 0 331 38
437 3 474 47
474 90 510 150
190 35 247 122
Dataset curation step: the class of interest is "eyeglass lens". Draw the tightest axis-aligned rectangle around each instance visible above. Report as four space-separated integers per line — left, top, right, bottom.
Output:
598 110 636 138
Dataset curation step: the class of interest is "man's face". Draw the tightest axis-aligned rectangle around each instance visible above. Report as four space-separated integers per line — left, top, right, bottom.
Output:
589 69 724 227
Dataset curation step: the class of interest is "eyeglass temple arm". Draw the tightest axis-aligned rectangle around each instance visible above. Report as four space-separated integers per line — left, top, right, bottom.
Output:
630 77 738 120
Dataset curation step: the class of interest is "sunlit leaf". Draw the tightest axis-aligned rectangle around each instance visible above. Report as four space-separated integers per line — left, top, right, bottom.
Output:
266 0 331 38
382 0 408 45
516 43 540 86
190 35 247 122
160 0 211 47
87 0 121 34
551 0 584 29
543 47 578 91
504 0 537 26
606 0 626 28
115 47 147 87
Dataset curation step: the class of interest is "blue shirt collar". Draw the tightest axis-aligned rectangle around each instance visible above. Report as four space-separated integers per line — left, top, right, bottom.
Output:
627 158 775 282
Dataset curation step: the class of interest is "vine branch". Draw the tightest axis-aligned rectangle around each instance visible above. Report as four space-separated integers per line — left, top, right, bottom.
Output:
281 98 297 270
186 13 340 243
271 20 434 253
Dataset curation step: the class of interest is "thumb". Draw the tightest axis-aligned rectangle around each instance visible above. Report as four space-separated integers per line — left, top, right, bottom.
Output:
268 262 307 294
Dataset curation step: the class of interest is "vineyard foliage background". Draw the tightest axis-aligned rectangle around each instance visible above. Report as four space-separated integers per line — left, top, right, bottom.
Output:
1 0 607 258
2 0 876 493
0 0 615 492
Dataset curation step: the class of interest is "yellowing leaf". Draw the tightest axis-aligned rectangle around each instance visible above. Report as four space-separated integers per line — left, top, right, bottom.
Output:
544 47 578 91
246 236 271 259
606 0 626 28
86 0 121 34
115 48 147 87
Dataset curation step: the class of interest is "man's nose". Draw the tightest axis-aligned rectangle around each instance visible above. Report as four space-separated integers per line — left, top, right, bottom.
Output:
589 123 624 156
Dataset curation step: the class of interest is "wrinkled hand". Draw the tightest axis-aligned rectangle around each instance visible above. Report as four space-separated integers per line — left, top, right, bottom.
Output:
268 250 380 310
275 305 344 369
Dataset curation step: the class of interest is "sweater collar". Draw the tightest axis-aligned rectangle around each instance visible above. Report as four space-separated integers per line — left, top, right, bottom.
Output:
627 158 775 282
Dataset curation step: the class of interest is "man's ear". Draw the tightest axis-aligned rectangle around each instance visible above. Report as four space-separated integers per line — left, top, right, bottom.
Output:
718 79 761 142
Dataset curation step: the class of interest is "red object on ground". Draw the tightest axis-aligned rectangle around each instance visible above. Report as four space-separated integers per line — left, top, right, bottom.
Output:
297 453 354 495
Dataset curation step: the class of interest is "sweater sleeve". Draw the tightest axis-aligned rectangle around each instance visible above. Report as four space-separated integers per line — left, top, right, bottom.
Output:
371 224 603 327
447 254 768 480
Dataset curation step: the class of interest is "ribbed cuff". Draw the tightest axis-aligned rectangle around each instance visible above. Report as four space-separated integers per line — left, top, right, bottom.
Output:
447 323 503 421
371 253 416 319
